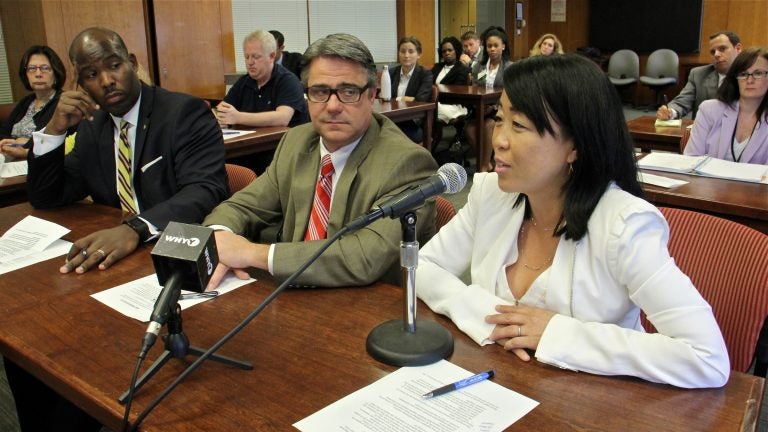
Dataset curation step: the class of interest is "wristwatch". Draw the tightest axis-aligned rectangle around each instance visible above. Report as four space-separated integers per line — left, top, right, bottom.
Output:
123 216 151 243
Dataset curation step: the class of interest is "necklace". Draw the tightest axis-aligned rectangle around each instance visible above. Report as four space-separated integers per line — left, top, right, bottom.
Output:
518 219 556 271
530 216 555 232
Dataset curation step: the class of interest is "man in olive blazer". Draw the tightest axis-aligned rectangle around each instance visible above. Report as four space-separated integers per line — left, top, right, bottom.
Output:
204 33 438 289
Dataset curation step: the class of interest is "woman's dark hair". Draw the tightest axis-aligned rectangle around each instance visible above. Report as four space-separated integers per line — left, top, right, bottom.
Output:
398 36 423 55
716 47 768 120
18 45 66 92
503 54 642 240
437 36 462 61
478 26 510 64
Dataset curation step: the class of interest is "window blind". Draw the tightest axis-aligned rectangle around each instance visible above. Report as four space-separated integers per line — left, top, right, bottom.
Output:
0 19 13 104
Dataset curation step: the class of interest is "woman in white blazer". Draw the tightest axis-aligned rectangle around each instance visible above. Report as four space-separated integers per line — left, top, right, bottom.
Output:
416 54 730 389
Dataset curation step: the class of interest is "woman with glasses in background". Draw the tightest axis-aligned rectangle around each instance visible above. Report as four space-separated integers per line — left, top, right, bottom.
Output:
0 45 66 159
685 47 768 164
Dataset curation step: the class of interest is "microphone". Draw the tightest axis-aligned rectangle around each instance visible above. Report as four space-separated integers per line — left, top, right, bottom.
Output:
139 222 219 358
346 163 467 230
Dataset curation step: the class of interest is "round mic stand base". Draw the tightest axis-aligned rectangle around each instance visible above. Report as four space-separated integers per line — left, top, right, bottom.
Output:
366 319 453 366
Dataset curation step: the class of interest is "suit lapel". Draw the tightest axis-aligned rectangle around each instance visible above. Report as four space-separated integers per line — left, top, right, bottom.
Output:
290 137 321 241
719 103 738 160
97 115 119 206
134 84 153 168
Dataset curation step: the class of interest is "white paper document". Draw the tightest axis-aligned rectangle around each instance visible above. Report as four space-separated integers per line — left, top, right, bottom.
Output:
0 216 71 263
0 239 71 276
222 129 257 140
0 160 28 178
294 360 539 432
91 273 254 321
638 153 768 183
638 172 689 188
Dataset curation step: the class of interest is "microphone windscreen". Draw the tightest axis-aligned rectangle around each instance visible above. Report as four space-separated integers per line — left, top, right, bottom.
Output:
151 222 218 293
437 163 468 194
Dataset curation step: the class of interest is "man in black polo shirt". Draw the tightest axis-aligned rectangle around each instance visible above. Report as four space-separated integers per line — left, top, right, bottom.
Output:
216 30 308 128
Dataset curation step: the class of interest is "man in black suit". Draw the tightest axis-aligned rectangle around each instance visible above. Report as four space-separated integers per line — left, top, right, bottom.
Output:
269 29 303 79
27 27 228 275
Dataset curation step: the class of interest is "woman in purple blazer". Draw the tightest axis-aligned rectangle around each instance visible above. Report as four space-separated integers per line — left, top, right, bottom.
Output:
685 47 768 164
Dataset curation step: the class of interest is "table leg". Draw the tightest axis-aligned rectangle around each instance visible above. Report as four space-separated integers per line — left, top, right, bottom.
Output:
423 107 433 151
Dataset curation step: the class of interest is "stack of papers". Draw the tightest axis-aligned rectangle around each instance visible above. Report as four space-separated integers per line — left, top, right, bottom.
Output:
638 153 768 184
654 118 683 127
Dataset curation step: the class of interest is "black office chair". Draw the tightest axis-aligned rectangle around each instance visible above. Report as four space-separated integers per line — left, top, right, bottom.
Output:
639 49 679 110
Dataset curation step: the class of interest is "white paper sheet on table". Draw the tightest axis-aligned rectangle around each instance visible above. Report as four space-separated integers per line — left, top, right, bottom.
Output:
0 160 28 178
0 216 70 263
638 172 689 188
222 129 258 140
294 359 539 432
0 239 71 275
91 273 254 321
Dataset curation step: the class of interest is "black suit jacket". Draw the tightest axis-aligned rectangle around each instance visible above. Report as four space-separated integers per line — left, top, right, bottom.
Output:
280 51 303 79
27 83 228 230
389 65 433 101
431 62 471 85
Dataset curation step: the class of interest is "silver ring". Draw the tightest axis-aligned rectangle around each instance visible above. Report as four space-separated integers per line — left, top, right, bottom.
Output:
94 249 106 259
517 325 522 338
81 249 88 257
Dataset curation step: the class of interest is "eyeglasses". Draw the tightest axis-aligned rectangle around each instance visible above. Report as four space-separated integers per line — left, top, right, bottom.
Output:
26 65 52 73
736 70 768 81
306 85 370 103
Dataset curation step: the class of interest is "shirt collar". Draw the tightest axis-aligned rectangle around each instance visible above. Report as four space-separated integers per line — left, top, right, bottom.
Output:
110 89 142 129
319 135 362 175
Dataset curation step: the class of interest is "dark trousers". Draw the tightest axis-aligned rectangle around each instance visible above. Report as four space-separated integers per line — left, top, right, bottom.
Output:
3 357 102 432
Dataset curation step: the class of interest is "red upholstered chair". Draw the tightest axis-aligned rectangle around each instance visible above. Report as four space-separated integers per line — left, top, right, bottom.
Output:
435 196 457 232
0 103 15 126
225 163 257 196
641 207 768 375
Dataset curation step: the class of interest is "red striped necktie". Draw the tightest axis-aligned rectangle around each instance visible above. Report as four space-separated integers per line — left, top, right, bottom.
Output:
305 154 334 240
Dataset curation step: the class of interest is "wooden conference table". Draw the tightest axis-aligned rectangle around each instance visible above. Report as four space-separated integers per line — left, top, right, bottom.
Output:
224 99 436 157
437 84 502 172
0 203 763 431
640 168 768 234
628 115 694 153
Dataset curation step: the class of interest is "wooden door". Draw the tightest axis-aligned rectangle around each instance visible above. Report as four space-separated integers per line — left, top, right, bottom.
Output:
439 0 477 42
152 0 234 100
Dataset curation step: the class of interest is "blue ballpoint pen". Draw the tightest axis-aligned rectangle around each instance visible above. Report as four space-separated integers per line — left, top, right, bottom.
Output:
422 370 495 398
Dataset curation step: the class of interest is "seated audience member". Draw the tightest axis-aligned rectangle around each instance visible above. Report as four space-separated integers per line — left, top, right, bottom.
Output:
10 26 228 432
269 29 303 79
431 36 470 147
0 45 66 159
466 26 512 172
459 30 483 70
216 30 308 128
685 47 768 164
203 33 438 289
658 31 743 120
432 36 471 123
389 36 434 143
529 33 564 57
416 54 730 389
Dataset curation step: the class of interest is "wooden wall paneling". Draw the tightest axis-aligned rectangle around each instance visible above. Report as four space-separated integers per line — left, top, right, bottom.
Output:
397 0 436 67
526 0 588 57
505 0 526 60
439 0 477 43
152 0 229 99
47 0 151 90
726 0 768 48
0 0 50 100
219 0 236 76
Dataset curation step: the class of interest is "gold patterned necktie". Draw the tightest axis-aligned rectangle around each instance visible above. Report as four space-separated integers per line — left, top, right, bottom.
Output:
117 120 138 215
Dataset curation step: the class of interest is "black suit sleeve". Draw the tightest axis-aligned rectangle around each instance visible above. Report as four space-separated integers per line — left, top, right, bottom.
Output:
136 96 228 229
411 66 434 102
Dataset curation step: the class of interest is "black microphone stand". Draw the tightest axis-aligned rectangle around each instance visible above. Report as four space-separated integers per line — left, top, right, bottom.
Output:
366 211 454 366
118 303 252 404
125 226 353 431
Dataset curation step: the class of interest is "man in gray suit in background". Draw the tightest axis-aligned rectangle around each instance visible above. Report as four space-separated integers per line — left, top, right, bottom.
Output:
657 31 742 120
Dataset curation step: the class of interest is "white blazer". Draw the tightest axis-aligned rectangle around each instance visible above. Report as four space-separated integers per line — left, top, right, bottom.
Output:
416 173 730 388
